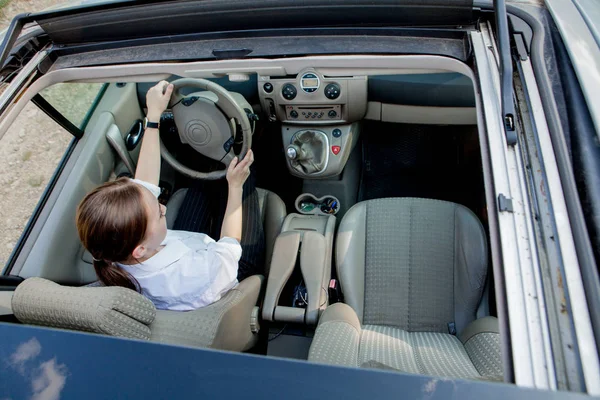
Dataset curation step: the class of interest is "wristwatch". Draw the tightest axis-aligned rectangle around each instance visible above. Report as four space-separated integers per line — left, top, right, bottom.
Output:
143 117 159 130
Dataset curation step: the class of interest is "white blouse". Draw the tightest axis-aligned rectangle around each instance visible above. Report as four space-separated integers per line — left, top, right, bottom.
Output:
118 179 241 311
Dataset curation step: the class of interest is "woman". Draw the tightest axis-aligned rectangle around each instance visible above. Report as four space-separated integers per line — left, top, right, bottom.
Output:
76 81 265 310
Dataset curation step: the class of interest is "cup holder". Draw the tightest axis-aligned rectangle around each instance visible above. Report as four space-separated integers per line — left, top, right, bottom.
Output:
295 193 340 215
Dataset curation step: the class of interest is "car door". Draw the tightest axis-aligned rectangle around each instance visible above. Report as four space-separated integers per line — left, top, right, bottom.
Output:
0 42 145 294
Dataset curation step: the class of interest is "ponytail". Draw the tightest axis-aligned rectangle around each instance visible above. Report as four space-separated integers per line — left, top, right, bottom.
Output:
77 178 149 293
93 259 141 293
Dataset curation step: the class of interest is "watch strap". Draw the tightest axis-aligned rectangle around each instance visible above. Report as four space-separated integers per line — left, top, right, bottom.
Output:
144 117 159 130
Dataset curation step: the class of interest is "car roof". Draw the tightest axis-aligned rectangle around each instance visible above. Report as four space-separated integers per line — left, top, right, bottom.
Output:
20 0 477 45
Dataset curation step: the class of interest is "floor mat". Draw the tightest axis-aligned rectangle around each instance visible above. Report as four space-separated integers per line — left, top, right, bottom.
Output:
359 122 484 214
253 122 303 212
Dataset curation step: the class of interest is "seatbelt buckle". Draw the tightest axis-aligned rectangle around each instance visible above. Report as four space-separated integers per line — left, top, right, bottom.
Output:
328 279 343 304
448 322 457 335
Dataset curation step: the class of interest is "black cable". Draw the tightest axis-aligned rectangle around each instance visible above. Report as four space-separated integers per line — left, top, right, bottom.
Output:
268 324 287 342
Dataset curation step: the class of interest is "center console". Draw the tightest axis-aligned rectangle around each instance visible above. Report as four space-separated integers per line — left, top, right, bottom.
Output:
258 69 366 179
262 194 339 326
258 69 367 125
282 123 360 178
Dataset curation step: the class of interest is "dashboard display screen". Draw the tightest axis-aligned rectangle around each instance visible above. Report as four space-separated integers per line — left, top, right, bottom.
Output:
302 78 319 87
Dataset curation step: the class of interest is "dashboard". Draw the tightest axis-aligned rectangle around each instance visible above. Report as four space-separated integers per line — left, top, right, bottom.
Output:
257 69 368 125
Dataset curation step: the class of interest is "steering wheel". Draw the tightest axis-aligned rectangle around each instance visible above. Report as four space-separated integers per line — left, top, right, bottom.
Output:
160 78 252 180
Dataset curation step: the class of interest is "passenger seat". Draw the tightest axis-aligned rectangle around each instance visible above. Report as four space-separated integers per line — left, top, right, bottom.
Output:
308 198 503 380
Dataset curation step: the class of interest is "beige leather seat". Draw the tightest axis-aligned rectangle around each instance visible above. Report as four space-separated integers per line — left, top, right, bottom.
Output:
12 188 286 352
308 198 503 380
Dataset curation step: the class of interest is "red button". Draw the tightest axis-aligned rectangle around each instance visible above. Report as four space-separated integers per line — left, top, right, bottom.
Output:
331 145 341 155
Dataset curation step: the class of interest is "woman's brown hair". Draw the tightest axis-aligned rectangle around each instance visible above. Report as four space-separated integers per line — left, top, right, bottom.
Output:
76 178 148 292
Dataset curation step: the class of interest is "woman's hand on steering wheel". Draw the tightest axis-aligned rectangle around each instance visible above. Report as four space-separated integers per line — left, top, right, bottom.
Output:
226 149 254 189
146 81 174 120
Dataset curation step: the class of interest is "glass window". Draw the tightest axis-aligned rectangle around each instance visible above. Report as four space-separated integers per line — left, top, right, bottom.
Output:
0 101 74 268
39 83 105 130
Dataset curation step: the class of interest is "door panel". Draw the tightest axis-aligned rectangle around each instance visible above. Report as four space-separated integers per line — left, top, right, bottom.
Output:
11 83 143 284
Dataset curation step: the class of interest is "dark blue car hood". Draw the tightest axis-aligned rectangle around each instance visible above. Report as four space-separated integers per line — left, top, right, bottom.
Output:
0 322 590 400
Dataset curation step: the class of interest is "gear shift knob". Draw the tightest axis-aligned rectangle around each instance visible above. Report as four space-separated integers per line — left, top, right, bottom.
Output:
286 144 301 160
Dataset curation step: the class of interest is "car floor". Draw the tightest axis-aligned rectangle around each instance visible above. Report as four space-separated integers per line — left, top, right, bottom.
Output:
252 120 486 222
252 122 304 212
358 121 486 220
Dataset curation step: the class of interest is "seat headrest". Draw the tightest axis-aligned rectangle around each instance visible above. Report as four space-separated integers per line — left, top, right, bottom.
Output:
12 277 156 340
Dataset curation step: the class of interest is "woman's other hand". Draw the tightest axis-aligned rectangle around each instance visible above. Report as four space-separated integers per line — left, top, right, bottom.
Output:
226 150 254 190
146 81 174 121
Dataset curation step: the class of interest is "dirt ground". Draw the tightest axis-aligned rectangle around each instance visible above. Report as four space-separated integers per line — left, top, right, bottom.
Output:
0 0 76 267
0 0 66 28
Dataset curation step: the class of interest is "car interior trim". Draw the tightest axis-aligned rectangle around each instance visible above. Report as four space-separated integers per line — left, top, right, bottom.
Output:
0 55 475 141
365 102 477 125
50 32 469 70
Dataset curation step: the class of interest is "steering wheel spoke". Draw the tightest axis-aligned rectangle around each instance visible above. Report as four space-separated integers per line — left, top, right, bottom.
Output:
168 88 185 109
220 149 236 169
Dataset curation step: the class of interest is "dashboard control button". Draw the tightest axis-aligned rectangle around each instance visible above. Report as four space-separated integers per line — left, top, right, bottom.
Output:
324 83 341 100
328 110 338 118
282 84 297 100
263 82 273 93
290 110 298 118
332 129 342 138
331 146 341 155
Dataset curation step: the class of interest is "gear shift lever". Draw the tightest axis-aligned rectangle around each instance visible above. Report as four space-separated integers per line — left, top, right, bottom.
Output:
286 130 327 174
286 144 305 161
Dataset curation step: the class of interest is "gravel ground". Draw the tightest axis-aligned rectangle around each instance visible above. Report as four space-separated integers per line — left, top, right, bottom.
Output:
0 0 66 28
0 103 73 266
0 0 82 267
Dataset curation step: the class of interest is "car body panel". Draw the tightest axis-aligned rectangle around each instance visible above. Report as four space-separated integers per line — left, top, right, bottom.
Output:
545 0 600 142
0 322 593 400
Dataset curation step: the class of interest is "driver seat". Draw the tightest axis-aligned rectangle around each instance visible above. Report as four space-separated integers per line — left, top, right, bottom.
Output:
165 188 285 270
11 187 286 352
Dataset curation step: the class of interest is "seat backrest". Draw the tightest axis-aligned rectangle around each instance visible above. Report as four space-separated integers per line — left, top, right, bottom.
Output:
12 275 263 352
12 277 156 339
336 198 487 334
166 187 286 272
